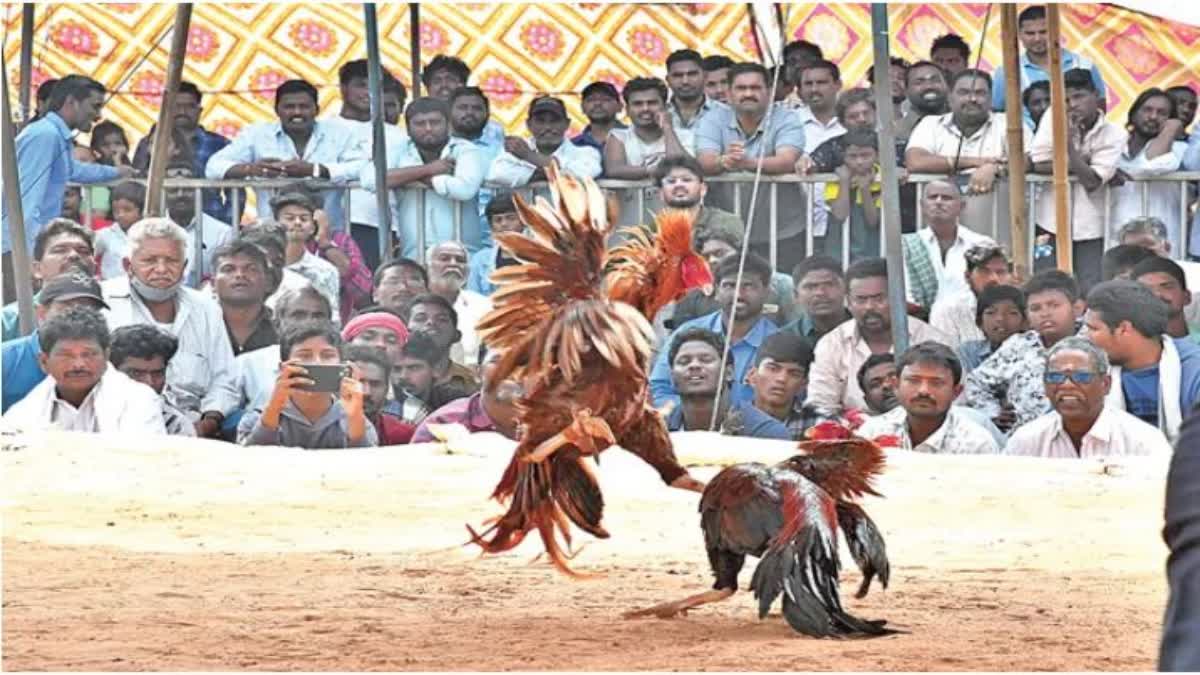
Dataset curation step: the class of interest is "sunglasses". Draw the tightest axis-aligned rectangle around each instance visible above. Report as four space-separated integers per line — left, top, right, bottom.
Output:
1044 370 1099 385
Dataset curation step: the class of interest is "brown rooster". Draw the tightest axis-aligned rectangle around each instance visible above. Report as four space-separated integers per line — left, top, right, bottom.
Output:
468 163 714 574
625 422 897 638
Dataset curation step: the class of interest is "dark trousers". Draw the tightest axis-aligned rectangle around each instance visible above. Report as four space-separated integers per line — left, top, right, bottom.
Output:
1162 410 1200 670
1033 235 1104 295
350 223 386 275
750 234 809 277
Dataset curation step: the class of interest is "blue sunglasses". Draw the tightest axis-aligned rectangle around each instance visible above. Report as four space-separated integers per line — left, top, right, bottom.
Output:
1044 371 1099 385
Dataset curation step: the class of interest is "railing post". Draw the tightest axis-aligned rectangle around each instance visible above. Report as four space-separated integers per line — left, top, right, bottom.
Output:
768 182 778 272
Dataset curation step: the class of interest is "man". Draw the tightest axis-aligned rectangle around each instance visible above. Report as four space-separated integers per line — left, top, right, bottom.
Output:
796 60 845 155
240 222 312 312
238 321 378 448
800 88 876 175
666 49 726 131
701 54 735 104
422 55 506 147
1134 257 1200 341
865 57 909 123
1162 408 1200 671
958 284 1027 374
572 81 627 154
653 155 744 245
783 255 850 343
806 258 951 414
342 310 409 381
1111 89 1188 249
1 218 97 341
664 229 795 330
895 61 949 149
164 158 235 285
1168 85 1197 138
858 353 899 416
343 344 415 445
406 293 480 396
964 270 1083 432
781 39 824 111
426 241 492 368
372 257 429 320
205 79 366 228
930 34 970 76
330 60 409 266
1101 244 1157 282
2 75 130 303
449 86 504 220
696 62 806 268
929 243 1014 349
857 342 999 454
109 325 197 436
1 271 111 413
102 218 238 438
604 77 694 226
907 69 1030 245
650 254 779 409
213 240 277 356
991 4 1108 123
662 327 790 439
392 332 450 428
1084 280 1200 442
487 96 602 188
132 81 238 224
1005 336 1172 458
1023 81 1051 132
1030 68 1126 290
901 180 997 315
1117 217 1200 324
412 348 523 443
274 192 341 319
3 306 166 434
467 193 524 296
746 332 829 438
361 97 486 260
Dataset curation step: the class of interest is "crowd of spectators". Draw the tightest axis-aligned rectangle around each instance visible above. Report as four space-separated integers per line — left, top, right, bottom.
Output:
3 6 1199 463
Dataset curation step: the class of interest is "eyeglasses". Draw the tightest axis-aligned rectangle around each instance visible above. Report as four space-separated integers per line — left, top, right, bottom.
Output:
1044 371 1099 385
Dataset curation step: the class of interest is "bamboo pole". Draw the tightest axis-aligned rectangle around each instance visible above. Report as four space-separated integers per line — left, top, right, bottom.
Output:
870 3 909 356
364 4 394 263
1001 5 1029 278
409 3 421 98
2 55 36 336
18 3 34 124
143 4 193 217
1046 5 1071 273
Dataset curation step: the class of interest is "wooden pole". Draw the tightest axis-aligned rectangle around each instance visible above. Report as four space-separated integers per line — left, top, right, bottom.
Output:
18 3 34 124
870 3 909 356
409 3 421 98
364 3 394 263
143 4 193 217
1001 5 1029 278
2 54 37 336
1046 5 1072 273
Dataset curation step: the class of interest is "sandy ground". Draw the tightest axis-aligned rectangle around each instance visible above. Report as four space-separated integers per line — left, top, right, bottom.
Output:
0 427 1171 671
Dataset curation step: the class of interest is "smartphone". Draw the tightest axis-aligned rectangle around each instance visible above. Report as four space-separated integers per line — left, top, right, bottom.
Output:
298 364 351 393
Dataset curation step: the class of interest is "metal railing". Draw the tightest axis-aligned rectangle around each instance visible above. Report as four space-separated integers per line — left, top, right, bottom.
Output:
73 171 1200 283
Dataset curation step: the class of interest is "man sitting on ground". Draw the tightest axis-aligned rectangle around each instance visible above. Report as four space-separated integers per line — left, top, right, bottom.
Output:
858 353 900 416
1005 336 1172 458
406 293 480 395
412 349 523 443
213 240 278 356
958 284 1028 374
392 332 459 428
929 243 1015 348
1133 257 1200 342
372 257 429 320
2 218 97 341
110 325 196 436
746 332 832 439
857 342 999 454
343 344 415 445
782 255 851 343
427 241 491 369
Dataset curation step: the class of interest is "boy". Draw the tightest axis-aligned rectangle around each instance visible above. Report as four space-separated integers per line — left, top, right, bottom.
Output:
109 324 196 436
822 128 881 265
467 193 524 296
958 285 1026 373
238 321 378 448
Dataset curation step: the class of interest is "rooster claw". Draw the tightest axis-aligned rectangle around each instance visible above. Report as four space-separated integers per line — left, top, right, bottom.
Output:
622 606 687 620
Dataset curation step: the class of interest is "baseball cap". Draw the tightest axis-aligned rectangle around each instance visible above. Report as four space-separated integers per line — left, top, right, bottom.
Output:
39 271 109 309
529 96 568 119
581 81 620 102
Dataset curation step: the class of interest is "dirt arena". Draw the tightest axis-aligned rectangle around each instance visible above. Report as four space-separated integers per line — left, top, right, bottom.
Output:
1 427 1169 671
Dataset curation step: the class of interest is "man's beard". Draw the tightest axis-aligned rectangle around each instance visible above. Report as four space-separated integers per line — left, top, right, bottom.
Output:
910 91 947 114
452 119 486 138
665 194 701 209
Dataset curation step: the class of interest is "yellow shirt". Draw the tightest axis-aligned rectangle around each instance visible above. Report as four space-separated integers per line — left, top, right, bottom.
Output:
824 164 882 206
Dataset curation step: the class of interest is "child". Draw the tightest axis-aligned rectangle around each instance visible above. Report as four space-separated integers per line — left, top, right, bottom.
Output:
237 320 378 449
94 182 147 280
821 128 882 265
85 121 132 229
467 192 523 296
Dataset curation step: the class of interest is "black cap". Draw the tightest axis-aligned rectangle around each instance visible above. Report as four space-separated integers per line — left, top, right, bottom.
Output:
39 271 109 309
581 81 620 102
528 96 568 119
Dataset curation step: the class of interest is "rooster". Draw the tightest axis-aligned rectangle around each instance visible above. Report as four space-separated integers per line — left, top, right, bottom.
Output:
624 421 897 638
468 163 715 575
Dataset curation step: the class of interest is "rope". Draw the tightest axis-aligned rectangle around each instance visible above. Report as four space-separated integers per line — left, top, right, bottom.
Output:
949 4 995 173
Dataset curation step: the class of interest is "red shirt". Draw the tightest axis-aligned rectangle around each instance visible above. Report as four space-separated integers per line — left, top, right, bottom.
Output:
374 412 416 445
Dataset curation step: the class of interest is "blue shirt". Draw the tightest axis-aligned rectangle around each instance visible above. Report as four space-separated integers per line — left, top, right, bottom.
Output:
992 49 1108 127
1120 337 1200 427
1 112 120 255
649 311 778 409
571 121 628 155
1 292 39 343
134 125 240 223
665 399 791 440
457 126 505 219
467 245 501 296
1 332 46 413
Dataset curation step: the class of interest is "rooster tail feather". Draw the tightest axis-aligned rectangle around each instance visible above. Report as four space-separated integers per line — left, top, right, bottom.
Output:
836 502 891 599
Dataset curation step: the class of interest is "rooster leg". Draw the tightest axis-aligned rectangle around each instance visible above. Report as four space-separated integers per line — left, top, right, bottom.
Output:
622 588 735 620
523 409 616 464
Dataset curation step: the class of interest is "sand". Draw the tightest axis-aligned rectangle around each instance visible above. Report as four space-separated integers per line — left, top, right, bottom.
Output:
0 427 1170 671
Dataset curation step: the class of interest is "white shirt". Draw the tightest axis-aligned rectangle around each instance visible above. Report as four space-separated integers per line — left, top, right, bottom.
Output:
486 138 602 188
95 225 134 280
1029 114 1126 241
264 268 315 311
929 289 986 349
101 276 239 417
236 344 281 410
796 108 846 154
330 117 408 228
451 288 493 368
857 405 1000 455
285 251 340 321
1004 407 1173 459
608 126 696 226
181 213 235 285
3 367 167 435
906 112 1028 171
906 224 996 307
1111 140 1188 247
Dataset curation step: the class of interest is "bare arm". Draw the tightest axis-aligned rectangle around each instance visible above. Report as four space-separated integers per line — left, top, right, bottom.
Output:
603 134 650 180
